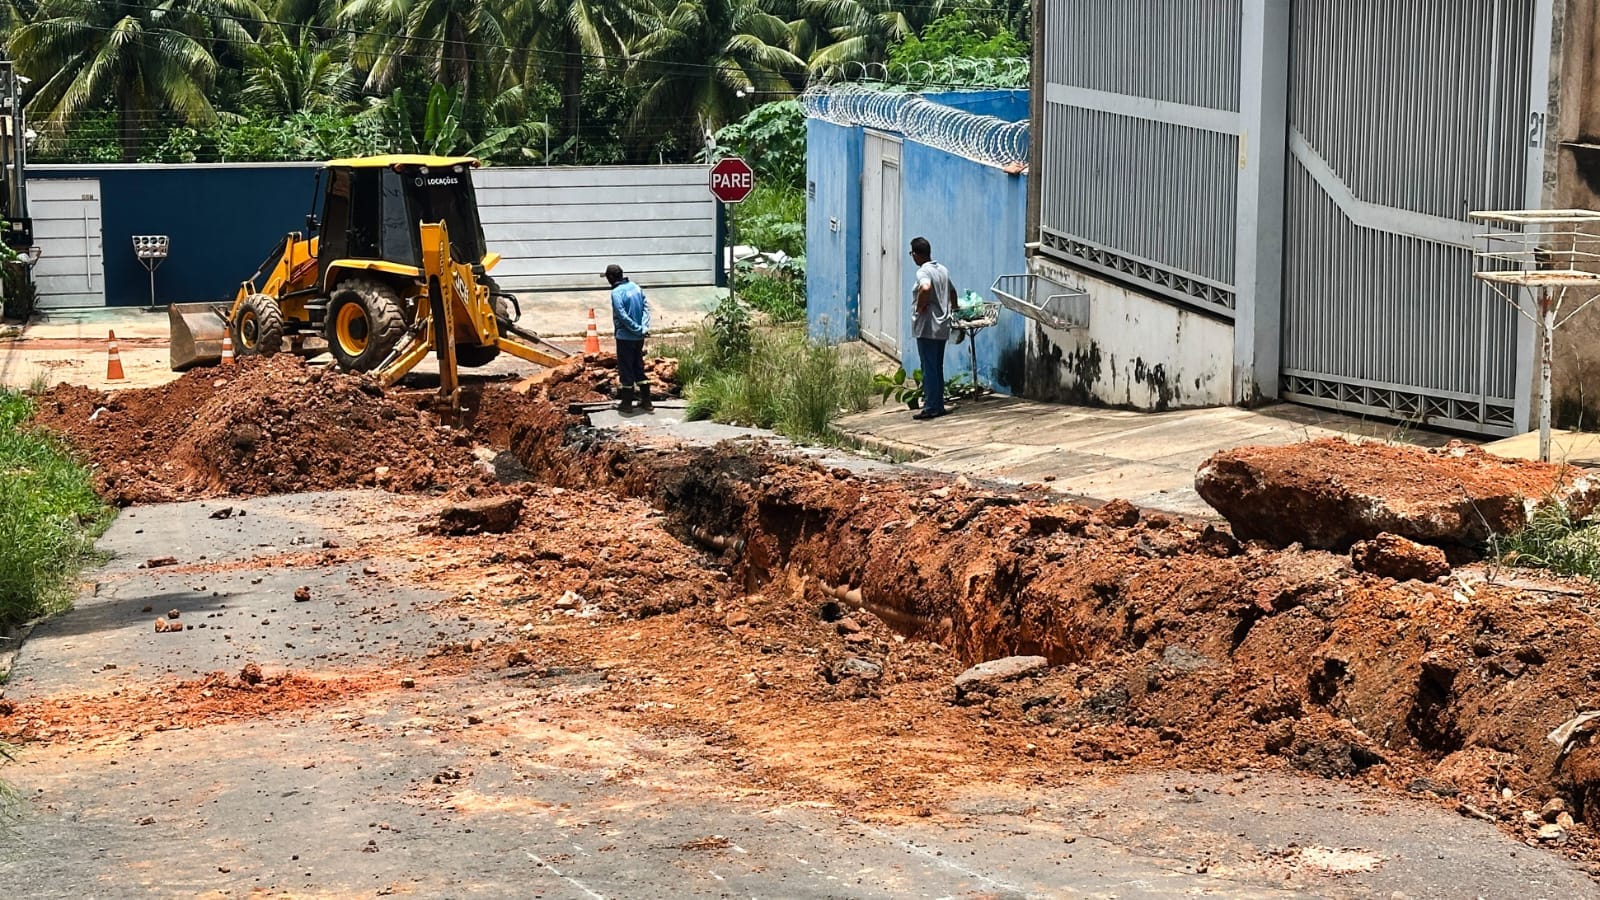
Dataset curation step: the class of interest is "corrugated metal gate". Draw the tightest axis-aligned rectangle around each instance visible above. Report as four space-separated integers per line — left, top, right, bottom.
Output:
474 165 717 290
1038 0 1243 318
1037 0 1549 435
1279 0 1541 435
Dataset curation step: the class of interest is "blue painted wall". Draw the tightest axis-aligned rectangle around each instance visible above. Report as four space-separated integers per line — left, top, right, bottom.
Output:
806 90 1029 393
32 163 318 306
805 117 862 343
897 142 1028 393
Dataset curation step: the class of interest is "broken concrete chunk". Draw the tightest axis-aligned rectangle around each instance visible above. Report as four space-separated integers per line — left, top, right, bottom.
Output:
953 655 1049 700
1537 823 1568 844
554 591 583 611
434 496 524 536
1195 438 1600 548
1350 533 1450 582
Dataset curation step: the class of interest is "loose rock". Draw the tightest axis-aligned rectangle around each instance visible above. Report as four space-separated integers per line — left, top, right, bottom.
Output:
953 655 1049 702
1350 533 1450 581
435 496 524 536
142 557 178 569
293 586 312 603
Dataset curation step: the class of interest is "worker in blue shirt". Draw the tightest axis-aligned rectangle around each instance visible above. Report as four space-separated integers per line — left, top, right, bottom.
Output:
606 264 652 412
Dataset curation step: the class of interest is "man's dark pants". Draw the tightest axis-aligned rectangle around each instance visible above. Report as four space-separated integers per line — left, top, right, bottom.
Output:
617 339 646 388
917 337 947 415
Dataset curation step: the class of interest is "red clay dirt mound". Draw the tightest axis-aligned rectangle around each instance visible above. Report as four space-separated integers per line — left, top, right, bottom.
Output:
31 356 490 505
1195 438 1600 549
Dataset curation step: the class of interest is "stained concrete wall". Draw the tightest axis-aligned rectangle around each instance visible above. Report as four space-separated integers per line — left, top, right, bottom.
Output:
805 117 863 343
1020 259 1233 411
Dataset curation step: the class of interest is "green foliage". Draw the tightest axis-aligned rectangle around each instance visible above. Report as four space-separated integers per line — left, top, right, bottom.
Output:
713 100 805 190
735 256 806 323
709 291 753 365
660 310 872 443
887 8 1027 69
0 389 113 631
1499 502 1600 579
873 366 981 408
731 183 805 258
874 366 923 408
146 109 391 163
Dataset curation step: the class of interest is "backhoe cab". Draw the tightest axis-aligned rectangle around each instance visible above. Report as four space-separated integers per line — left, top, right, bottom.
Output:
169 155 568 399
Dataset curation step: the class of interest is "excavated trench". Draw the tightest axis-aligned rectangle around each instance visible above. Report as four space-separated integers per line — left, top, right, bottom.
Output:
472 379 1600 826
25 356 1600 846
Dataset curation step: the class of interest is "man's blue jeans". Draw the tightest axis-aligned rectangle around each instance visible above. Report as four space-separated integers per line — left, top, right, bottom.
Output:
917 337 947 415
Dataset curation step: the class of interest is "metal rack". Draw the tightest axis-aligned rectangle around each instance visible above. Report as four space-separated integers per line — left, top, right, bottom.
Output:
950 295 1001 392
991 273 1090 332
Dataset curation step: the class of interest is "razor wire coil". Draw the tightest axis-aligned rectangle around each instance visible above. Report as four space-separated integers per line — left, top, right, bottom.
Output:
801 84 1030 169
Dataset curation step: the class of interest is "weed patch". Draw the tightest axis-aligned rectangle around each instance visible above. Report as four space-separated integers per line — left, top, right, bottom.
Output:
0 389 113 629
659 311 873 444
1498 501 1600 580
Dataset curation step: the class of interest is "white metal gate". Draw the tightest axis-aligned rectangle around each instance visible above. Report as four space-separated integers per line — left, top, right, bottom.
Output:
30 178 104 309
473 165 717 290
860 132 903 356
1278 0 1546 435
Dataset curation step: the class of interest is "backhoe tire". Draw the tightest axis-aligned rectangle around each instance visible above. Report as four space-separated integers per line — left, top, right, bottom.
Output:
454 342 501 368
453 275 511 368
233 293 284 357
327 277 406 373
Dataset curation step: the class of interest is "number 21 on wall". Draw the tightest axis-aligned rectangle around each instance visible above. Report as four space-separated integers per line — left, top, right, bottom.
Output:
1529 111 1546 148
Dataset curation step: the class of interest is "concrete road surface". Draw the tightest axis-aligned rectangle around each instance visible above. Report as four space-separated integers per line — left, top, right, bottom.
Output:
0 492 1591 898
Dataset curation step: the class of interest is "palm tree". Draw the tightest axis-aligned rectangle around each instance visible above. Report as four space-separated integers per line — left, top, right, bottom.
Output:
242 27 357 115
629 0 802 148
9 0 265 161
803 0 945 74
340 0 509 107
506 0 648 134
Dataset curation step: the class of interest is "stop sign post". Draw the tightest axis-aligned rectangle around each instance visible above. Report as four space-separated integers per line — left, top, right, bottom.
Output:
710 157 756 299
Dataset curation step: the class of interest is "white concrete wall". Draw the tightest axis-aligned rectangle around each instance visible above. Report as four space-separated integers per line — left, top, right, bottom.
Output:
1024 259 1233 411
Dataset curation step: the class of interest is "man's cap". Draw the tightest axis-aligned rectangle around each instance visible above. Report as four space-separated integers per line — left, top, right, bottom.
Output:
604 264 624 281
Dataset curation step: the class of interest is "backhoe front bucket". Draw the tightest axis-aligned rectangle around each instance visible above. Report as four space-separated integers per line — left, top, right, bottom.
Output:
168 303 230 371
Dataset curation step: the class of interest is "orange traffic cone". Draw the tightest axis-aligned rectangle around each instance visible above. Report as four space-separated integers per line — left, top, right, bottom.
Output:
584 308 601 354
221 330 235 366
105 330 125 381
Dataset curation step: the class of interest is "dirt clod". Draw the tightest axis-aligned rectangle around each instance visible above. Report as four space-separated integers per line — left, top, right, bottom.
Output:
434 496 524 536
239 663 264 685
1350 533 1450 581
293 586 311 603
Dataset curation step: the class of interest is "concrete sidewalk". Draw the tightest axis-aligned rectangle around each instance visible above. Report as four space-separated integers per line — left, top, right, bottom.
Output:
834 394 1459 519
0 285 722 389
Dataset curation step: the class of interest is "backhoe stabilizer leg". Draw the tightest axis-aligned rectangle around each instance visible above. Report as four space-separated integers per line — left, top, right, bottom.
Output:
375 330 434 388
495 336 569 369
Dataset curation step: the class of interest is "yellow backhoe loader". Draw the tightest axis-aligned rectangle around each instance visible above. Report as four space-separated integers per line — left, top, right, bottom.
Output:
169 155 569 402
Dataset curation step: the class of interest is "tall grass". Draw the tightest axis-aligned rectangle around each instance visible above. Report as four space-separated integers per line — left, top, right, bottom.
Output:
0 389 112 629
660 321 874 444
1499 501 1600 579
